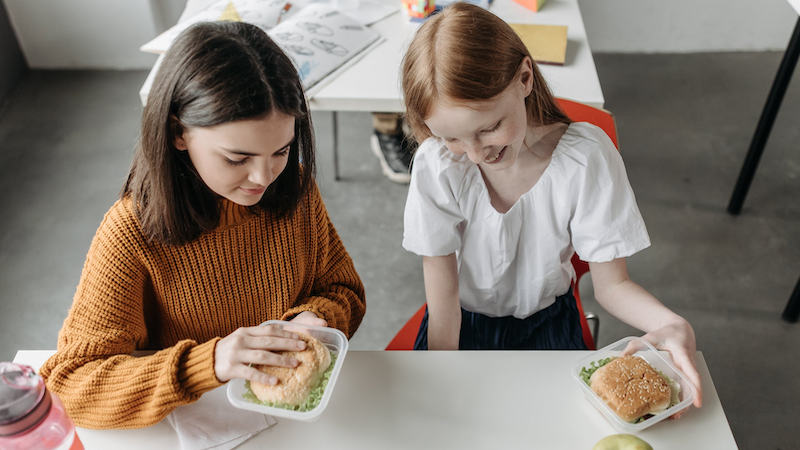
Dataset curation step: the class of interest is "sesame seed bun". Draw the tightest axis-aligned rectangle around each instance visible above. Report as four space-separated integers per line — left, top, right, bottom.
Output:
589 355 672 422
250 332 332 406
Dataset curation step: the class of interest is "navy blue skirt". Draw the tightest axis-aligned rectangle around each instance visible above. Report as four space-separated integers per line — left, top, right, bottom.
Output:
413 288 588 350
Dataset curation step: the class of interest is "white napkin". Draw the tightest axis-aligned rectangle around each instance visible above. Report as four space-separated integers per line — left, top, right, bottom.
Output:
166 386 277 450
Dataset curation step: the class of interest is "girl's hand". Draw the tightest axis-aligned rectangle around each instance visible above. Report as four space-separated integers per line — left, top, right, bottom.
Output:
621 318 703 418
289 311 328 328
214 325 306 384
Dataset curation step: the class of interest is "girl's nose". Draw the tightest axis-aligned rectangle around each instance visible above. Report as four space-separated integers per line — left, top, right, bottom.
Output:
466 142 488 165
249 160 273 186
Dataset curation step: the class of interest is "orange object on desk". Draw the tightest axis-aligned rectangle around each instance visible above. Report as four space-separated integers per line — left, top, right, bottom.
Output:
513 0 547 12
403 0 436 18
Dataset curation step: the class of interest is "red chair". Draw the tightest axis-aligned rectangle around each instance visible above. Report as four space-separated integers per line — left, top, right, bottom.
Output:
385 99 618 351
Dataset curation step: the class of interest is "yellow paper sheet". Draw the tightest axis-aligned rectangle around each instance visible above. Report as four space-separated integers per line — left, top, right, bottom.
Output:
219 2 242 21
509 23 568 66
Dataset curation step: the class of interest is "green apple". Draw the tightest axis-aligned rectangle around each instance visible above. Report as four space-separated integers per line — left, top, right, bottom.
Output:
592 434 653 450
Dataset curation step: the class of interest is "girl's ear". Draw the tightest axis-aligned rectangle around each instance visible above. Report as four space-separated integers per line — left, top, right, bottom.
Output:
170 115 189 151
518 57 534 97
174 133 188 151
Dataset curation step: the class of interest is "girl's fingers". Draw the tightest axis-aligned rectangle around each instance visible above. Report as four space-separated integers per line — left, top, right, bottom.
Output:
289 311 328 328
672 352 703 408
247 324 301 340
240 365 279 386
307 317 327 327
619 338 649 356
243 334 306 352
669 409 688 420
240 349 300 368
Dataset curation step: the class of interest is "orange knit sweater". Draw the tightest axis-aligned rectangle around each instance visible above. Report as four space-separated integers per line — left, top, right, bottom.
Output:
39 181 366 429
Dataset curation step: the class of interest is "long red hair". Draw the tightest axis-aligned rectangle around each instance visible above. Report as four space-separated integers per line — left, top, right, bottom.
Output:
401 2 570 143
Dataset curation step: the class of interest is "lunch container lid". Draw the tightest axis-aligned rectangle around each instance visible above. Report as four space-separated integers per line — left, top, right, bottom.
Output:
571 336 696 433
227 321 349 422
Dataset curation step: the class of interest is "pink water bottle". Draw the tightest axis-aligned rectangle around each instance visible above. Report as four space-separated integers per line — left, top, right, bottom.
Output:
0 362 84 450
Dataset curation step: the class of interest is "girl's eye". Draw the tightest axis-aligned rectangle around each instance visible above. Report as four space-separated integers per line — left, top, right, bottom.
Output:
225 157 248 166
275 145 290 157
481 121 501 133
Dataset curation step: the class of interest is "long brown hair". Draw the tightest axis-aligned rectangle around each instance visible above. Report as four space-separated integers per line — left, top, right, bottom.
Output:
123 21 315 245
401 2 570 143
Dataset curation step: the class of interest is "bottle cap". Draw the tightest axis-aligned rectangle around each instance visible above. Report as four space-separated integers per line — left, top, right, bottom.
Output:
0 363 52 436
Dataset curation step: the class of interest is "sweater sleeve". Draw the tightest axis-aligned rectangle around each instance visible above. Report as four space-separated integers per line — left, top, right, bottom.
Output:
282 182 366 338
39 202 224 430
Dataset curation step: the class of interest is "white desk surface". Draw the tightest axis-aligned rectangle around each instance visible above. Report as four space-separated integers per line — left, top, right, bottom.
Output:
14 350 738 449
142 0 604 111
310 0 604 111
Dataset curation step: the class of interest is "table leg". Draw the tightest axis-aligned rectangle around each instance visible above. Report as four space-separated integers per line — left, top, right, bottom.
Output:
727 17 800 215
332 111 340 181
782 275 800 323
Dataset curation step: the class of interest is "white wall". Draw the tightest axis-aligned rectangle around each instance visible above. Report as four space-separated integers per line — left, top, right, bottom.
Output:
1 0 798 69
578 0 798 53
1 0 181 69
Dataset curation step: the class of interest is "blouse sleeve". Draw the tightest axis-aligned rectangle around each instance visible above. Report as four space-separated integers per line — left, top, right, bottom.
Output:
402 140 466 257
570 128 651 262
39 202 223 430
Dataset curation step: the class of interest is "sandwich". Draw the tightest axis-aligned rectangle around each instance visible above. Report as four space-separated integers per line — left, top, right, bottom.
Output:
250 332 332 406
588 355 672 423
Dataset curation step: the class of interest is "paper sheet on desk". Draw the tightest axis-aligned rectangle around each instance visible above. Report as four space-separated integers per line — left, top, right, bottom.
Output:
508 23 569 66
166 386 276 450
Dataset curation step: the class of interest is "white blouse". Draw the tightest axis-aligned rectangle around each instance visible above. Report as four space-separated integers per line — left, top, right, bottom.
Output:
402 122 651 319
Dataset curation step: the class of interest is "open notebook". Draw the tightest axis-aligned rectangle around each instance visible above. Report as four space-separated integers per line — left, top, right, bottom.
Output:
270 4 383 93
139 2 383 103
140 0 291 54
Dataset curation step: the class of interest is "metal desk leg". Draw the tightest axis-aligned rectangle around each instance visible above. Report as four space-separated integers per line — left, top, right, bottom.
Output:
782 275 800 323
727 17 800 215
332 111 340 181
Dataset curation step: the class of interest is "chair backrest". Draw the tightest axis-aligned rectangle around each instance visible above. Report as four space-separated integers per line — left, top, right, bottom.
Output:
556 98 619 149
557 98 619 351
384 99 619 351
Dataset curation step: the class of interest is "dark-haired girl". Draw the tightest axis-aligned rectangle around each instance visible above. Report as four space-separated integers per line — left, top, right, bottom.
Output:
40 21 366 429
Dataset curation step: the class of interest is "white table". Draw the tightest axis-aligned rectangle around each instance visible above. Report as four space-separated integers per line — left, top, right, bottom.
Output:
141 0 604 110
308 0 605 112
14 350 738 449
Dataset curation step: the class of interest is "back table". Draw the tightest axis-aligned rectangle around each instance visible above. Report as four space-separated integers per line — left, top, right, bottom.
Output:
140 0 605 179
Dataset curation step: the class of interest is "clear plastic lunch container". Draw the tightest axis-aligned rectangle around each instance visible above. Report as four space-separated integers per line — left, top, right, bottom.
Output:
227 320 349 422
571 336 696 433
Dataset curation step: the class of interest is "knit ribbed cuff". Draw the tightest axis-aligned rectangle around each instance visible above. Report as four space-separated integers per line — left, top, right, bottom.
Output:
177 338 225 396
282 298 344 335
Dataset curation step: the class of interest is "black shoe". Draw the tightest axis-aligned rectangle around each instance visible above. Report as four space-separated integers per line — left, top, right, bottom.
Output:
371 131 415 184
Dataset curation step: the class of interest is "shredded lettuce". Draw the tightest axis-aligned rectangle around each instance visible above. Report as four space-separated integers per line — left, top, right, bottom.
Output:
579 356 616 385
243 352 337 412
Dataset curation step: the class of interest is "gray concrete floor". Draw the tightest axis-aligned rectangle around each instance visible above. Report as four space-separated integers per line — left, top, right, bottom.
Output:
1 53 798 448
